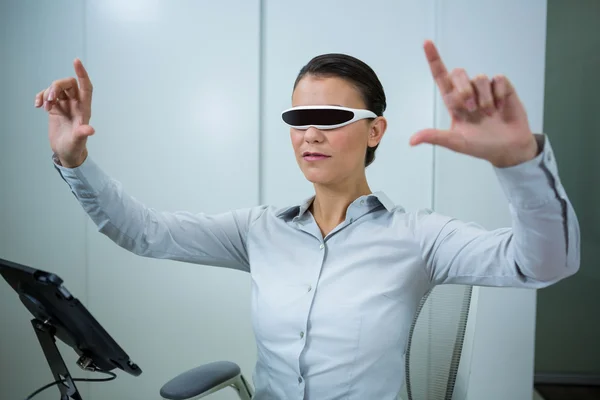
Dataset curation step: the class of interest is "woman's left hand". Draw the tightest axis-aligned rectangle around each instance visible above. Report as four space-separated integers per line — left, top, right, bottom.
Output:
410 40 539 168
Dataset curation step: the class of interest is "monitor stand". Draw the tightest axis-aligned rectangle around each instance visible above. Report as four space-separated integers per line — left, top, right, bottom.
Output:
32 318 83 400
0 256 142 400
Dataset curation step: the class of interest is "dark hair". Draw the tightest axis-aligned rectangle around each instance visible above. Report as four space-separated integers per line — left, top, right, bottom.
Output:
293 53 387 167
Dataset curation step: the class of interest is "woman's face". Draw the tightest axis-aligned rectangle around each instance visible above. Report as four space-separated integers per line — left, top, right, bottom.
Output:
290 75 385 186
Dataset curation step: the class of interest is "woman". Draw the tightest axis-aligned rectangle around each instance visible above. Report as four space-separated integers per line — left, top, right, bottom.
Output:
35 40 580 399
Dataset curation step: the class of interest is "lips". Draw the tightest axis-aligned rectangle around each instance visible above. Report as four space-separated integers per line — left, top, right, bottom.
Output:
302 152 330 157
302 152 331 162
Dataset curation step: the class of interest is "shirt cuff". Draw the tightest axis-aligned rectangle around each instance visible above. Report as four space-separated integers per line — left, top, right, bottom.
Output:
493 134 565 209
52 153 110 198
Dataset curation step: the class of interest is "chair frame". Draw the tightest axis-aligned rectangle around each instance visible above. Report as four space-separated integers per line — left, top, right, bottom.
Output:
404 286 473 400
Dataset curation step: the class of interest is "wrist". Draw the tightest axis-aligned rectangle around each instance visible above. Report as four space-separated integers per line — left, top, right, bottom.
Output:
490 136 539 168
59 148 88 169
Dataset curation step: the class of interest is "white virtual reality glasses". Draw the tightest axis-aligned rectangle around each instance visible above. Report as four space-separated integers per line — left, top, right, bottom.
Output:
281 105 378 130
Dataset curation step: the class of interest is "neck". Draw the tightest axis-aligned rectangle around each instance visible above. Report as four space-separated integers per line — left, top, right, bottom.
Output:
310 173 372 234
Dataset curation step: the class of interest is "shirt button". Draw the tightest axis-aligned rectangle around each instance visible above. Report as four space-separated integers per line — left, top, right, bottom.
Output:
360 200 365 205
307 285 312 292
319 243 324 250
300 331 304 339
298 376 303 384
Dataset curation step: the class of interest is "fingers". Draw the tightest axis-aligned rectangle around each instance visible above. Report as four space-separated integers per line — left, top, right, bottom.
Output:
74 124 96 139
445 70 513 116
34 89 45 108
34 58 93 112
423 41 515 118
51 78 79 102
73 58 93 103
491 74 514 110
449 68 476 113
423 40 453 95
35 77 79 110
57 90 69 101
410 128 467 153
472 74 494 115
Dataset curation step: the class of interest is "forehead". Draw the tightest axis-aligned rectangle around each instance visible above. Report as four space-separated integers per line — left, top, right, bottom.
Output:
291 75 365 108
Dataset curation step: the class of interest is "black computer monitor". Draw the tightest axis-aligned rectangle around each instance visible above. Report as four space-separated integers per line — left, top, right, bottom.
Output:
0 257 142 399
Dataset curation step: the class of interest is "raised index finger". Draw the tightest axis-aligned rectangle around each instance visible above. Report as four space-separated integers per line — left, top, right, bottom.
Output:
423 40 453 95
73 58 93 96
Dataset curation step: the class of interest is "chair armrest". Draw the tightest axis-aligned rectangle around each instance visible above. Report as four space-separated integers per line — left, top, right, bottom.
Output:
160 361 242 400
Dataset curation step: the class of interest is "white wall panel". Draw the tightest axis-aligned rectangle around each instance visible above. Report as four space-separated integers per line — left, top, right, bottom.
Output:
0 2 89 400
84 1 260 399
262 0 436 212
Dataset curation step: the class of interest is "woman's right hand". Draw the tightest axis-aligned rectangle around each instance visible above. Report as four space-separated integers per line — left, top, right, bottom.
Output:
35 58 95 168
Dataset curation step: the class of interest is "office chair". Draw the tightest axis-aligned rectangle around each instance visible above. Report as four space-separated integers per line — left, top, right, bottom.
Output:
159 284 473 400
401 284 473 400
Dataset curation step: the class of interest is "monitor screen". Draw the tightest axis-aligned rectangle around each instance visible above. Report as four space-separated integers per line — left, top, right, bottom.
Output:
0 257 142 377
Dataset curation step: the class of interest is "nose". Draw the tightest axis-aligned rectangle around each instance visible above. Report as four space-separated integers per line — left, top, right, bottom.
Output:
304 126 324 143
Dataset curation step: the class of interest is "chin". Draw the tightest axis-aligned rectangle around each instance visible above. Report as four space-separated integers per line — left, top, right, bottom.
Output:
300 168 338 185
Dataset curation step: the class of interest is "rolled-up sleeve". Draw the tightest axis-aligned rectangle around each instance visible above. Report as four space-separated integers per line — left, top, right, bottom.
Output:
416 134 581 288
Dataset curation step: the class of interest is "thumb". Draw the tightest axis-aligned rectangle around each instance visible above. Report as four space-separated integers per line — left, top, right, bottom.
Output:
74 124 95 140
409 128 467 153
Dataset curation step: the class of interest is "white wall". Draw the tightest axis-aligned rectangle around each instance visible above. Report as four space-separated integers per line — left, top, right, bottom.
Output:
0 1 549 400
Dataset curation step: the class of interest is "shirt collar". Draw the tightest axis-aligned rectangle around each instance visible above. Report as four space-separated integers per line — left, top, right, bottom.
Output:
275 191 398 221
